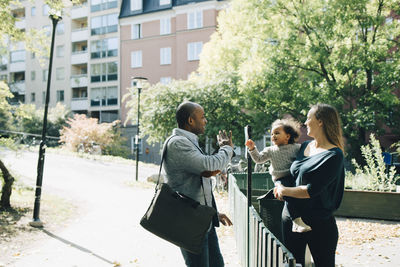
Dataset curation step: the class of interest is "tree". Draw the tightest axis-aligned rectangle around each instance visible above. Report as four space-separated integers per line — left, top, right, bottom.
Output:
13 103 71 140
0 0 80 209
0 82 15 209
199 0 400 159
124 73 252 147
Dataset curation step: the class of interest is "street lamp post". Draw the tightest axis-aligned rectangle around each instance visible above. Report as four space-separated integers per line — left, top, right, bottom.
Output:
30 11 62 228
132 77 147 182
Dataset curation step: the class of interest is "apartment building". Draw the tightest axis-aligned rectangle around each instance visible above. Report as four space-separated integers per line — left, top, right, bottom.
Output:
119 0 227 124
4 0 121 123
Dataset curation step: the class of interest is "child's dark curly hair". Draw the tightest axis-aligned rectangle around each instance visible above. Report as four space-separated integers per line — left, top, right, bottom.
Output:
271 118 301 144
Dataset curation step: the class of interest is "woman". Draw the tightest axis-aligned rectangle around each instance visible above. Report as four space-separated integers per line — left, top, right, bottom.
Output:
274 104 345 267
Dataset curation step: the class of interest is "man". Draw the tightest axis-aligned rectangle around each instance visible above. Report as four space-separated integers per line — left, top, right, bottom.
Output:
163 101 233 267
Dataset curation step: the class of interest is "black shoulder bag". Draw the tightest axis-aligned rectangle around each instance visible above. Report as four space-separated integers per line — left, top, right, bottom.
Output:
140 136 217 255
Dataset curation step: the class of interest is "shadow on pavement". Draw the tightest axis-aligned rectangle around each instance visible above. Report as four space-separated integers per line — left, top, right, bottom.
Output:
41 229 115 265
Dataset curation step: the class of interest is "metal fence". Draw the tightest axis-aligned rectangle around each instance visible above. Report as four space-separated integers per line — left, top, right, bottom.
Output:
228 173 297 267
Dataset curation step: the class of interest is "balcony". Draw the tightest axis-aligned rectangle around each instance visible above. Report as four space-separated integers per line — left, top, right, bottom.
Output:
71 28 89 42
71 97 89 111
70 74 88 88
15 18 26 29
71 4 89 19
9 81 25 94
71 51 88 65
10 62 25 72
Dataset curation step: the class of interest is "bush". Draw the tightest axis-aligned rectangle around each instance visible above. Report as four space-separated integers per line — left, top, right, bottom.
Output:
346 134 397 192
59 114 128 157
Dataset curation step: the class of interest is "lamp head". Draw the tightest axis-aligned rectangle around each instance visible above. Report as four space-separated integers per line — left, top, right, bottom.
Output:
132 77 148 89
49 9 62 21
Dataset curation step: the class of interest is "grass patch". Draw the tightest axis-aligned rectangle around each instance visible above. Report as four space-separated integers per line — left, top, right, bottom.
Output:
0 181 77 251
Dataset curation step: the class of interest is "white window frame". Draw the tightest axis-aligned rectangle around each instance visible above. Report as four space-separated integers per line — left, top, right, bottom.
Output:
56 45 64 58
160 47 171 65
130 0 142 11
187 42 202 61
187 10 202 29
160 0 171 6
160 17 171 35
132 23 142 39
160 77 171 84
42 4 50 16
131 51 142 68
56 67 65 80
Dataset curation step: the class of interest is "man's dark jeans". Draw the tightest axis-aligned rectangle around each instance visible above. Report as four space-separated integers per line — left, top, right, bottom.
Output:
180 227 224 267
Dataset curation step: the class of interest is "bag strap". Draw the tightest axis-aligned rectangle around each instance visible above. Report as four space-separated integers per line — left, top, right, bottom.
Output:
157 134 209 206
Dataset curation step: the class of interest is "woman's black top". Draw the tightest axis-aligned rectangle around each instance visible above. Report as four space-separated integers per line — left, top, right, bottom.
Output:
290 140 345 219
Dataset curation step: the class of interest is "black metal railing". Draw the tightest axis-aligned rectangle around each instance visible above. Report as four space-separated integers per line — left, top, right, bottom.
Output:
228 173 298 267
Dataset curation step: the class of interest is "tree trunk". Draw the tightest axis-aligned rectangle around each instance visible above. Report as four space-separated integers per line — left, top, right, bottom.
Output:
0 159 14 210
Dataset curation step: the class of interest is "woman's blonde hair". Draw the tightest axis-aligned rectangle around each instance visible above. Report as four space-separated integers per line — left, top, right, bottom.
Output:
312 104 344 151
271 118 301 144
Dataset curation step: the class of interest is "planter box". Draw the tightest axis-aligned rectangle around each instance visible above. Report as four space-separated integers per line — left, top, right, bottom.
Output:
335 190 400 221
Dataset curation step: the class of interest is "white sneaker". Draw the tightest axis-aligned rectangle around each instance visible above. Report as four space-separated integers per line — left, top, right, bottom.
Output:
292 217 312 233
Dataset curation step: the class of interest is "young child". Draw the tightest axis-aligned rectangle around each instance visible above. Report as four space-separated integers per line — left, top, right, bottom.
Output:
245 118 311 233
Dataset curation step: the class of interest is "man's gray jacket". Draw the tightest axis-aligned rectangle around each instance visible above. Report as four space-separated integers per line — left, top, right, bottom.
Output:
162 128 234 221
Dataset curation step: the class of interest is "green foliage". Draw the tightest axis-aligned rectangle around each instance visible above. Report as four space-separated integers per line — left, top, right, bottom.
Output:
199 0 400 158
0 81 13 130
346 134 397 191
13 103 71 138
124 73 252 147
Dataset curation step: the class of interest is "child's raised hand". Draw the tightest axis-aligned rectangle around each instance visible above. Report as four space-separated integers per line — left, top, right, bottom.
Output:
245 139 255 151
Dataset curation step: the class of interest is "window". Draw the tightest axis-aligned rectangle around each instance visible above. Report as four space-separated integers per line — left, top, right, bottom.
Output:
56 45 64 57
31 92 35 103
42 4 50 16
43 69 48 81
31 71 35 81
56 90 64 102
0 56 7 70
130 0 142 11
91 38 118 59
10 50 25 63
90 86 118 106
132 24 142 39
42 25 51 36
187 10 202 29
91 13 118 35
90 62 118 83
0 75 7 82
160 47 171 65
91 0 118 12
56 67 65 80
160 18 170 35
56 22 64 35
187 42 202 61
160 0 171 5
72 88 87 99
131 51 142 68
160 77 171 84
31 7 36 16
42 91 46 104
